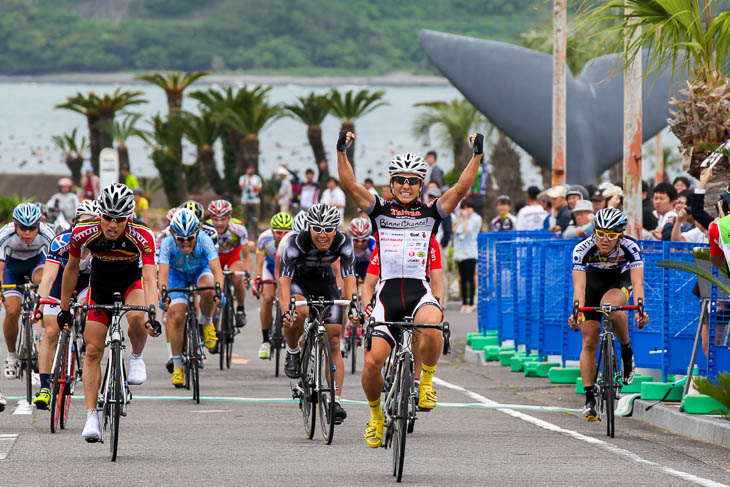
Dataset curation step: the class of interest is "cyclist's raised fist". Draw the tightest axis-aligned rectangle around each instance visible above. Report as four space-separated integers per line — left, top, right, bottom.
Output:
337 131 355 154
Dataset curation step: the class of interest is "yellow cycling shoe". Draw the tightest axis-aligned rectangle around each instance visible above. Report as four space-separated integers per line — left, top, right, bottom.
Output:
171 368 184 388
364 418 384 448
202 324 218 350
418 383 438 410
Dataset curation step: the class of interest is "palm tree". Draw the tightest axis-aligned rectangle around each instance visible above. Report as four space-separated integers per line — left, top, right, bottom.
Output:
52 128 88 185
327 89 388 168
99 113 145 174
141 114 187 206
183 112 226 196
135 71 210 113
284 93 330 164
587 0 730 209
55 89 147 172
412 98 490 170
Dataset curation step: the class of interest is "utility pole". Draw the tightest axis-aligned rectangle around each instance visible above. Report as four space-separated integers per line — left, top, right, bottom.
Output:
624 2 643 237
552 0 567 186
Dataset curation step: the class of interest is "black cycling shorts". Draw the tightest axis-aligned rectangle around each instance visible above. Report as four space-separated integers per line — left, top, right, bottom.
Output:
291 277 342 325
371 278 441 348
583 271 632 322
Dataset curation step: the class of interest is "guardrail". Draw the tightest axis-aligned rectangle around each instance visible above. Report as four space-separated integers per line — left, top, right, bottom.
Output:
477 231 730 380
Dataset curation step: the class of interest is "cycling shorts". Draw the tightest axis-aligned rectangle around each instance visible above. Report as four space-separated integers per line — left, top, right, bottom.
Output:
166 265 214 307
291 277 341 325
219 245 242 270
44 287 89 317
2 254 46 298
371 278 441 349
87 278 144 327
583 271 632 322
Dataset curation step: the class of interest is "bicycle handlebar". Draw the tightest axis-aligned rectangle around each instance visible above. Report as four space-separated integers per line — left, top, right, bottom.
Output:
572 297 644 322
161 283 222 302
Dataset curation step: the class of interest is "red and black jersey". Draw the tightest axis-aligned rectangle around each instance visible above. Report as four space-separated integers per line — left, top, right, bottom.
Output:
70 218 156 285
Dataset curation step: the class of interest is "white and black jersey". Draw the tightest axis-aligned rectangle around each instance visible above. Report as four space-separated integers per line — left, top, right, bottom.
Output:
571 235 643 274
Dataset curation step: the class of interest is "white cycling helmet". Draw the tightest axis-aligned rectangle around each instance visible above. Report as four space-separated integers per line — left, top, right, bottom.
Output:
306 203 340 229
292 211 308 232
594 207 627 233
170 208 200 238
97 183 135 219
76 199 98 218
349 217 372 240
388 153 428 180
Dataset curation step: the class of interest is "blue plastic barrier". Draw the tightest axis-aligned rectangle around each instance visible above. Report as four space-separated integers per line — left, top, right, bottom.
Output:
538 239 574 358
708 269 730 377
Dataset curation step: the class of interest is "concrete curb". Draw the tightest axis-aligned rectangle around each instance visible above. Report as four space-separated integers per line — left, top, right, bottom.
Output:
632 399 730 448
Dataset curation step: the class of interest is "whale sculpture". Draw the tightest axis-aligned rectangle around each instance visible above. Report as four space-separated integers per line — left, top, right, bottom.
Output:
419 29 685 183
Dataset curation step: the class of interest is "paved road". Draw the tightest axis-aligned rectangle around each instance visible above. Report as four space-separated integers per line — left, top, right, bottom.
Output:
1 294 729 486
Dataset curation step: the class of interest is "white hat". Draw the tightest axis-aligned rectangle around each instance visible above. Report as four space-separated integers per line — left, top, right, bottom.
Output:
572 199 594 213
277 166 289 177
602 184 623 199
546 185 567 199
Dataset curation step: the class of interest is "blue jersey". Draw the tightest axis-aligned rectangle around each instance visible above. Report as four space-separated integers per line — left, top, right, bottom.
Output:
159 232 219 276
46 229 90 298
354 236 377 280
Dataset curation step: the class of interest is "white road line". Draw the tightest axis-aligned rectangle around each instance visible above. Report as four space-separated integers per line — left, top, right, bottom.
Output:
433 377 729 487
12 400 32 415
0 434 18 460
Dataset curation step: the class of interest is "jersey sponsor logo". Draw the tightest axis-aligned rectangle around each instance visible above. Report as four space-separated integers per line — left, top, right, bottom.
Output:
73 224 99 242
390 208 422 217
417 251 426 257
127 225 153 248
51 233 71 252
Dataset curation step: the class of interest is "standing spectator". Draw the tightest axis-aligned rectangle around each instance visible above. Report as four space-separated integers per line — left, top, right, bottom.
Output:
423 150 445 193
453 198 482 313
78 164 100 200
239 164 263 239
673 175 691 195
133 187 149 224
516 186 549 230
381 184 393 201
121 167 139 190
566 186 587 210
299 169 320 212
275 166 293 213
671 191 708 243
364 178 379 196
602 184 624 209
317 159 330 187
320 177 346 226
642 180 658 232
491 195 517 231
651 182 677 240
547 185 571 233
562 200 594 238
47 177 79 223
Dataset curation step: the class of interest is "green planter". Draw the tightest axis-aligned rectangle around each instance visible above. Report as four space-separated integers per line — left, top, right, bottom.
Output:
681 395 728 415
640 382 683 402
484 346 500 361
536 362 559 378
619 375 653 393
548 367 582 384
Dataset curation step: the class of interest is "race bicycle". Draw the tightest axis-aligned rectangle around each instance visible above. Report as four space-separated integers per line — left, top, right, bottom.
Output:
364 316 451 483
289 296 353 445
162 284 220 403
255 279 285 377
573 298 644 438
82 294 157 461
2 279 39 405
218 269 249 370
342 293 363 374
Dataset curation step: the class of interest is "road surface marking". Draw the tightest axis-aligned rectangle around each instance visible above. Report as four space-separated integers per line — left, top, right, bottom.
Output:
433 377 729 487
0 434 18 460
12 400 32 415
189 409 233 413
231 359 249 365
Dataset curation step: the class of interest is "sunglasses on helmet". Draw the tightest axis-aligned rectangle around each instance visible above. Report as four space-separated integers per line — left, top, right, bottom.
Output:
391 176 421 186
311 225 336 234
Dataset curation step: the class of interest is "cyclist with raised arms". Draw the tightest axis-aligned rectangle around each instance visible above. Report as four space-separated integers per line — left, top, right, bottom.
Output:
337 130 483 448
207 199 251 328
279 204 356 424
350 217 376 282
253 212 292 359
159 208 224 388
32 200 97 410
568 207 649 421
59 183 161 442
1 202 55 379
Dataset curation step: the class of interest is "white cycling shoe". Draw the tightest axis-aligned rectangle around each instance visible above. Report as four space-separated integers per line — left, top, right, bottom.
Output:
3 357 18 379
127 355 147 385
82 410 101 442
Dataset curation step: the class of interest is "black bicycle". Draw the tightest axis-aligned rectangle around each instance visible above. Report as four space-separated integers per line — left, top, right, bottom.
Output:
573 298 643 438
162 284 220 404
218 270 249 370
83 294 157 461
365 317 451 483
290 296 353 445
2 279 39 405
271 295 284 376
342 293 362 374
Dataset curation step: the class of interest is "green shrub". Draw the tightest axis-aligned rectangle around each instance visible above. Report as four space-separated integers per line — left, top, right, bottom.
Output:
695 372 730 419
0 195 30 224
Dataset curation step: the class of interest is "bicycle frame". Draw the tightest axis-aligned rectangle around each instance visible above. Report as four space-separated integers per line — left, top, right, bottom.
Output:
4 280 39 404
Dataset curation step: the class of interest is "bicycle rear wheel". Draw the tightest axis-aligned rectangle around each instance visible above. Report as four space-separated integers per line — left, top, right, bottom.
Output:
273 305 283 377
349 324 357 374
602 337 615 438
24 319 33 405
109 343 122 462
49 332 67 433
189 317 201 403
60 348 75 430
317 333 336 444
300 332 316 439
393 353 411 482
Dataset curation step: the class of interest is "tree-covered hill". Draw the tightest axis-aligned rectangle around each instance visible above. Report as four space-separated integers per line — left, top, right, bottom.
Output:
0 0 549 75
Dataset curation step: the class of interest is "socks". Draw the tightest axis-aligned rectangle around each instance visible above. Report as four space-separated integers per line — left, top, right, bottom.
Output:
201 314 213 326
172 355 183 371
368 399 384 421
236 306 245 314
262 329 270 343
287 346 299 354
621 344 633 361
584 386 596 403
7 352 17 361
40 373 51 390
335 395 341 404
420 364 436 386
130 352 142 360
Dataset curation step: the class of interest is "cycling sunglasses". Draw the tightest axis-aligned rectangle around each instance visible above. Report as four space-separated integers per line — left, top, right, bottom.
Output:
311 225 336 234
175 234 197 243
16 223 39 232
595 229 621 240
391 176 421 186
100 214 127 224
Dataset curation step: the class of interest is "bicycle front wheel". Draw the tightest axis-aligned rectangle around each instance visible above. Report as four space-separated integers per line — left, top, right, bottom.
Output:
109 343 122 462
273 305 283 377
349 325 357 374
24 319 34 405
602 337 616 438
49 332 67 433
300 333 316 439
393 353 412 482
189 317 201 403
317 333 336 445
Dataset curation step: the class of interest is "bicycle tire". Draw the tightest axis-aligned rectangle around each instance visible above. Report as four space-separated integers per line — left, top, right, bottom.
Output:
317 333 336 444
218 311 226 371
24 318 33 405
61 344 75 430
349 325 357 374
190 316 201 404
603 337 615 438
109 343 122 462
273 303 283 377
49 332 66 433
393 353 411 482
300 332 316 439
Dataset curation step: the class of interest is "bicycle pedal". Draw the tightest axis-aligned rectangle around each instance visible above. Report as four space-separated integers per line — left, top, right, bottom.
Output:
84 437 100 444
